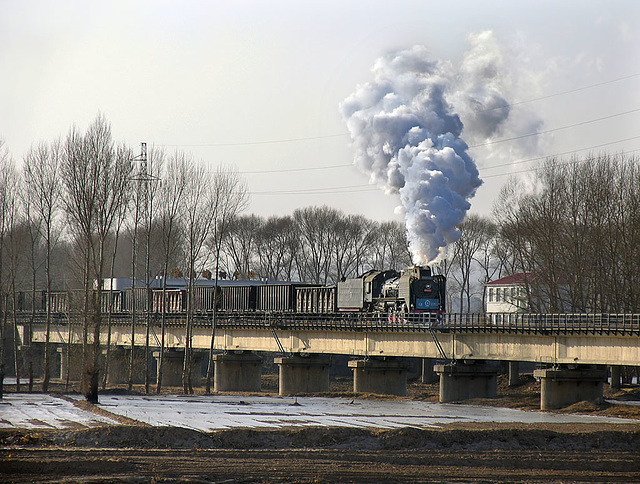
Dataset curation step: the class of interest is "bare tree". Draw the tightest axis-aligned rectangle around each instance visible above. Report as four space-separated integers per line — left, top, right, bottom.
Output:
155 151 189 393
222 214 263 279
23 140 62 391
204 166 248 393
493 153 640 313
2 160 25 390
293 206 341 284
180 161 214 394
254 215 299 281
20 189 46 392
473 219 499 311
102 208 128 390
61 115 132 403
450 214 493 313
0 139 12 395
330 214 374 281
369 220 412 272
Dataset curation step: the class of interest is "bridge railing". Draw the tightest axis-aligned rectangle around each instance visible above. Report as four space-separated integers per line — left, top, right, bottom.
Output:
15 306 640 336
441 312 640 335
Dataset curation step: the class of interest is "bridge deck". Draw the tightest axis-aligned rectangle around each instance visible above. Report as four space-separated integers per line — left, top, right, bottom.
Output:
16 311 640 366
17 311 640 336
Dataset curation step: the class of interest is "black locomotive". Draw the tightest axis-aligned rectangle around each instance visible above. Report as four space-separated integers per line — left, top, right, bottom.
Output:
336 266 446 313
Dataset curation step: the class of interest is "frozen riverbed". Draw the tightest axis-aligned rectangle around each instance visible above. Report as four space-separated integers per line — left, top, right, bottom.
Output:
1 393 636 431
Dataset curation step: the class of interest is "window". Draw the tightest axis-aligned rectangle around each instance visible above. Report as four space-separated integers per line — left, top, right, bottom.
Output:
488 288 494 302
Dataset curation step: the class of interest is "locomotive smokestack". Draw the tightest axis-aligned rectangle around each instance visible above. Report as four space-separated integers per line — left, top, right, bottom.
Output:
340 34 511 264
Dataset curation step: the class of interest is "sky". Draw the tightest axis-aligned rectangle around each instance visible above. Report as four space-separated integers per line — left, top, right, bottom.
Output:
1 0 639 229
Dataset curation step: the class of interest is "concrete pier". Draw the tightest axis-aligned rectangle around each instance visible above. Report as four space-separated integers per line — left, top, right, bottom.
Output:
103 347 129 385
57 345 83 382
434 362 498 403
610 365 622 390
508 361 520 387
349 358 409 396
103 347 148 385
213 352 262 392
421 358 438 384
534 366 607 410
154 349 203 388
275 355 331 396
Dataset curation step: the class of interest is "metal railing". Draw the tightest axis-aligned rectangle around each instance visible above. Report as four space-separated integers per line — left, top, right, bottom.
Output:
17 309 640 336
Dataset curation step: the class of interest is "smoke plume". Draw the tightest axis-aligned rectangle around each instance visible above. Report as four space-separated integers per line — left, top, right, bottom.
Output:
341 35 512 264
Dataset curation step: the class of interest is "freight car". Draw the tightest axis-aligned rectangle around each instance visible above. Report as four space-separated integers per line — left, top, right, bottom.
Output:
16 266 445 316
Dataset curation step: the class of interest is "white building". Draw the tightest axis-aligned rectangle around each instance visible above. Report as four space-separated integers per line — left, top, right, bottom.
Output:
485 273 531 313
485 272 571 315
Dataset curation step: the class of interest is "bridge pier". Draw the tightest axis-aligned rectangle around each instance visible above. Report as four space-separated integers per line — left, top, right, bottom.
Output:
610 365 622 390
104 347 129 385
104 347 148 385
154 349 203 388
154 349 182 387
434 362 498 403
534 366 607 410
421 358 438 383
275 355 331 396
57 345 83 382
508 361 520 386
349 358 409 396
213 352 262 392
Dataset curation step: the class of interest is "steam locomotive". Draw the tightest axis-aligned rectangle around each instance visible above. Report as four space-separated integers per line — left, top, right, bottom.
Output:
19 266 446 316
336 266 446 313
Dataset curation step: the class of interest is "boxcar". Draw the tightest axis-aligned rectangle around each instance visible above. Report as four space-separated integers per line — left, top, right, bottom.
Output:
257 283 313 311
220 285 257 311
152 289 185 313
296 286 336 313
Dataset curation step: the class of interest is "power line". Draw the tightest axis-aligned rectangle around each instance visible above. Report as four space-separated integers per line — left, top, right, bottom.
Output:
248 144 640 195
243 130 640 177
250 183 377 196
481 147 640 180
162 132 349 148
475 73 640 113
162 74 639 152
469 107 640 148
480 135 640 172
241 163 352 175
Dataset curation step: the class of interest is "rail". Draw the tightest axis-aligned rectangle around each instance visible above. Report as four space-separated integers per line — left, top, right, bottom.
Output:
17 310 640 336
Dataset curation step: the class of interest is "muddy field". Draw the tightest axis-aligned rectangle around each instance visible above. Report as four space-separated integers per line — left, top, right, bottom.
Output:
2 375 640 483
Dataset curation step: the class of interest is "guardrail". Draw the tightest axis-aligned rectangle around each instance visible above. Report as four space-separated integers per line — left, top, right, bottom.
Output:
17 310 640 336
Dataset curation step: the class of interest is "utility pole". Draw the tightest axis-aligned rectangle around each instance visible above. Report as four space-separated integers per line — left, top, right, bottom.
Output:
127 143 148 391
131 143 161 393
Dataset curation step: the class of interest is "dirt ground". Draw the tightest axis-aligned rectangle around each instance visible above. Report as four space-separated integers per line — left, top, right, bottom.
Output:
3 374 640 483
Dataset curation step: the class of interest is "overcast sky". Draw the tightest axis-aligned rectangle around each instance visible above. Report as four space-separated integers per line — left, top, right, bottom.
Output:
2 0 639 224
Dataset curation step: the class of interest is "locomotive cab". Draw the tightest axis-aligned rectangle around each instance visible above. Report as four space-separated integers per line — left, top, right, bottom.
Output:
398 266 446 312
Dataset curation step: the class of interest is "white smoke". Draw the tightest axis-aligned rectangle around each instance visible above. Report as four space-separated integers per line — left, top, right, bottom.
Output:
340 34 514 264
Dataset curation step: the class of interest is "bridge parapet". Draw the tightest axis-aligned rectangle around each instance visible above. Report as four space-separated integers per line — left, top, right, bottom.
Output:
16 310 640 336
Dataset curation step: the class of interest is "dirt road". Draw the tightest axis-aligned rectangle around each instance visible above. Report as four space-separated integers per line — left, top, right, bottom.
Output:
3 423 640 483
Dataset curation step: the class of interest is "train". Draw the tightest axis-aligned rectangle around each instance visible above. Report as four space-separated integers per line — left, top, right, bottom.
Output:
17 266 446 315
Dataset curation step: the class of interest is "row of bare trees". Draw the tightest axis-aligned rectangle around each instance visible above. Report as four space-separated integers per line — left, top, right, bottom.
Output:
220 208 413 284
443 152 640 314
0 116 250 400
3 113 633 397
0 115 415 400
495 153 640 313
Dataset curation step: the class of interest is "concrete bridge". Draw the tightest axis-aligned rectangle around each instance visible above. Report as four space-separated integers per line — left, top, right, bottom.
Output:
16 311 640 409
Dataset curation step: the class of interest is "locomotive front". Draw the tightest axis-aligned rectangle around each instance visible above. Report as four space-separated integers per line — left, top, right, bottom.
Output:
398 266 446 313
